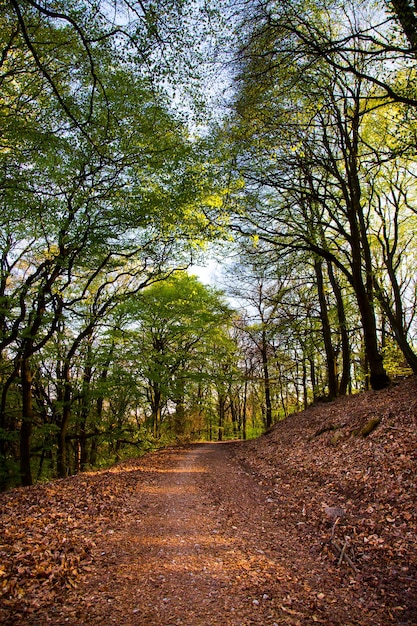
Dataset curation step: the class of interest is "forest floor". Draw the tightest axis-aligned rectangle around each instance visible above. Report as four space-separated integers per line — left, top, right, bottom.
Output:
1 377 417 625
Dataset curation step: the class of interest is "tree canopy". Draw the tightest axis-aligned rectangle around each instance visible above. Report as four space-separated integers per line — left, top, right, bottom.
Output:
1 0 417 488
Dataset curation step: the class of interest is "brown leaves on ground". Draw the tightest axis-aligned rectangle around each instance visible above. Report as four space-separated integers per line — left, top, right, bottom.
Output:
232 375 417 624
0 462 156 623
0 376 416 625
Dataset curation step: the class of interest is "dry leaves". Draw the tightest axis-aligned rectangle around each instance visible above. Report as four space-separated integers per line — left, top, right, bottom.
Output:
0 462 154 624
0 376 416 625
232 375 417 624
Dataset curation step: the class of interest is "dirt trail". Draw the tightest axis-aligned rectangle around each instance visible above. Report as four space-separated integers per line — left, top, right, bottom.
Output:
2 434 415 625
2 378 417 625
76 442 300 626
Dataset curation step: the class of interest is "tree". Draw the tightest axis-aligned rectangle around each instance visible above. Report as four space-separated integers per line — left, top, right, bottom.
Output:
219 0 417 391
0 0 230 485
226 265 283 428
117 273 234 438
390 0 417 51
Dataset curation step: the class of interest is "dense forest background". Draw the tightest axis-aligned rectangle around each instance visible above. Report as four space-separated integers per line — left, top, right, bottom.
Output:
1 0 416 489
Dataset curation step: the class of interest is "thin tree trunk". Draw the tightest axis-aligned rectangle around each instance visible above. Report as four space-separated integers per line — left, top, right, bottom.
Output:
327 261 351 395
79 356 93 472
218 393 226 441
20 357 33 486
374 265 417 374
57 371 71 478
302 360 308 409
309 356 317 400
242 375 248 440
152 386 162 438
230 394 239 437
261 330 273 429
315 259 338 398
173 375 186 437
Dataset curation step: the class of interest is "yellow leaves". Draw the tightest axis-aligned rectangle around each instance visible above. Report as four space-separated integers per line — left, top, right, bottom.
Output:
203 193 223 208
231 176 245 190
42 244 60 261
290 141 304 156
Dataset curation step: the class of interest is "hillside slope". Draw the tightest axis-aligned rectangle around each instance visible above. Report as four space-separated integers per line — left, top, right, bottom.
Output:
232 375 417 623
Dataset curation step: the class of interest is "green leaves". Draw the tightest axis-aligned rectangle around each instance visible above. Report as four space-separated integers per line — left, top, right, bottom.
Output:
113 272 234 434
0 0 237 483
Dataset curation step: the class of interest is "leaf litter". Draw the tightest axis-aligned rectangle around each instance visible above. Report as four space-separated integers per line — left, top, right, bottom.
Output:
0 376 416 625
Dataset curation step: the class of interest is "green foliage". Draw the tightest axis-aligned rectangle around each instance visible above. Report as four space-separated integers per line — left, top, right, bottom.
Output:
115 272 235 437
3 0 417 486
0 0 234 486
382 339 414 380
219 0 417 397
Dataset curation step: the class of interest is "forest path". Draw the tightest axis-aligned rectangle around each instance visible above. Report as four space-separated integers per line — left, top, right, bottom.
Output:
67 442 308 625
3 379 417 625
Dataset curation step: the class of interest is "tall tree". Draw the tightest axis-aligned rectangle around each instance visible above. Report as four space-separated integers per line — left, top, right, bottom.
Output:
220 0 417 390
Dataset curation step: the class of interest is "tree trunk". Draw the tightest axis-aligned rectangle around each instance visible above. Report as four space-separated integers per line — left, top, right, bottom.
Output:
20 357 33 486
309 356 317 400
315 259 338 398
0 366 19 462
344 93 390 391
383 311 417 374
79 357 93 471
174 398 185 437
390 0 417 50
173 376 186 437
261 330 273 428
302 360 308 409
57 372 72 478
242 375 248 440
230 393 239 438
154 390 162 438
327 261 351 395
351 258 389 389
374 266 417 375
218 393 226 441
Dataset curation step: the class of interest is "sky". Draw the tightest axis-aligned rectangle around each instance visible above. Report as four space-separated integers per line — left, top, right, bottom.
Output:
190 258 223 286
